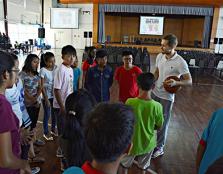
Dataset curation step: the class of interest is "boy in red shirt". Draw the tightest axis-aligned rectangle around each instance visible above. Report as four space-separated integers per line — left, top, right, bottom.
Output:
115 50 142 103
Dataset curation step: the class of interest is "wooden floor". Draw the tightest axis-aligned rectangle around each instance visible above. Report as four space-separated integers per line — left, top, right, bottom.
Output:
18 49 223 174
32 75 223 174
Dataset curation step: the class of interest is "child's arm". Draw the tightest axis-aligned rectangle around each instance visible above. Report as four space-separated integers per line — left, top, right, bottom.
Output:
40 77 50 106
35 78 42 98
78 70 83 89
54 88 65 115
82 70 87 88
196 142 206 173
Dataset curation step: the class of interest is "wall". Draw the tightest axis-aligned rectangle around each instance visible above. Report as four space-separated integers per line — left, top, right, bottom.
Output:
44 1 93 49
105 14 204 47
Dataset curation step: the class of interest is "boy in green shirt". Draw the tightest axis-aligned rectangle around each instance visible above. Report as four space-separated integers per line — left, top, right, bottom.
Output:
121 72 164 173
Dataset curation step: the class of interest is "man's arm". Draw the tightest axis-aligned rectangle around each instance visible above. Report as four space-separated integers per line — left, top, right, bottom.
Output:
153 67 159 81
165 73 192 87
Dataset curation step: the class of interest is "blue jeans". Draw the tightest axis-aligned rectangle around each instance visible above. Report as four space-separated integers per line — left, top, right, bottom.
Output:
42 98 56 135
151 93 173 149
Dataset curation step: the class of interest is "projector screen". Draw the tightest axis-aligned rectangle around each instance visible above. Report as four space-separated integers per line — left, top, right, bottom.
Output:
139 16 164 35
51 8 79 29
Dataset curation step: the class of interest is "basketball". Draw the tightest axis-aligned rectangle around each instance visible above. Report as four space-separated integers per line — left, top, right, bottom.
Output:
163 76 181 94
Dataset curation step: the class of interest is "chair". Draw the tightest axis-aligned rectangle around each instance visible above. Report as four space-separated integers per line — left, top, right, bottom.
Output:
214 60 223 79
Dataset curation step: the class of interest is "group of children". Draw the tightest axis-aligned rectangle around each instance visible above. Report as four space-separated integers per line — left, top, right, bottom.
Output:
0 35 222 174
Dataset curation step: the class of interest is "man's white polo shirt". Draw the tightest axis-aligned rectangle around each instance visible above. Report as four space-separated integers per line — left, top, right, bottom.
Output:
152 52 190 102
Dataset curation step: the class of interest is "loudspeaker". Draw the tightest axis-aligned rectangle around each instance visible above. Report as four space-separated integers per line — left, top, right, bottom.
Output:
214 38 218 44
38 28 45 38
219 38 223 44
84 32 88 38
89 32 92 38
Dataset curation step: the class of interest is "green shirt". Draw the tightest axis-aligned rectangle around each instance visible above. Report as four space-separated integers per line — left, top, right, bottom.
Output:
126 98 163 156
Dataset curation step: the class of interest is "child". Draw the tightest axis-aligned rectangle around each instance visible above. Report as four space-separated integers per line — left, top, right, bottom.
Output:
53 45 76 158
82 46 97 89
82 103 135 174
115 50 142 103
72 56 82 91
121 72 163 173
5 53 41 173
61 89 96 169
86 49 113 103
40 52 57 140
196 109 223 174
0 51 31 174
20 54 42 131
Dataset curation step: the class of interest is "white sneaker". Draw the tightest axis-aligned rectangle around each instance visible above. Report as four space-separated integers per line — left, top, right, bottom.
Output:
43 134 53 141
56 147 64 158
31 167 40 174
152 148 164 158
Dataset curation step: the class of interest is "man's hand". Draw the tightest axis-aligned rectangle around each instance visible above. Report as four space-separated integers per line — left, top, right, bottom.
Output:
164 79 177 87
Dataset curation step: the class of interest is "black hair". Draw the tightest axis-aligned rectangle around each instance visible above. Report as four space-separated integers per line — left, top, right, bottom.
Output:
85 103 135 163
96 49 107 59
62 45 77 56
40 52 55 68
63 89 96 167
10 53 18 61
163 34 178 47
137 72 155 91
87 46 96 65
0 51 15 85
122 50 134 58
22 54 39 75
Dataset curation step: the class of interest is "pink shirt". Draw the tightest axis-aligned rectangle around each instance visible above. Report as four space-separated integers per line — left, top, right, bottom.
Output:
53 64 73 108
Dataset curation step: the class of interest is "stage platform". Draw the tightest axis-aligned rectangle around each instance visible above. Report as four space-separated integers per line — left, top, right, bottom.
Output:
95 43 213 54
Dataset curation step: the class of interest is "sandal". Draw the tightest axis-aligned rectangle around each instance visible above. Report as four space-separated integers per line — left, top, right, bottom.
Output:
28 156 45 163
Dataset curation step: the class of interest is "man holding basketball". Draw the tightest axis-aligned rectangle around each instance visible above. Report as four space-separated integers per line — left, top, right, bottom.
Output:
151 34 192 158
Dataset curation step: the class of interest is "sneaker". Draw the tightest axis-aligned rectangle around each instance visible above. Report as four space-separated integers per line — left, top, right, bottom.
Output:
34 139 45 146
31 167 40 174
152 148 164 159
43 134 53 141
50 130 58 137
56 147 64 158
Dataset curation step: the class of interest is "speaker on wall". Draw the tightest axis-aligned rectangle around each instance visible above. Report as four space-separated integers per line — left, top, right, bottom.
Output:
84 32 88 38
89 32 92 38
38 28 45 38
214 38 219 44
219 38 223 44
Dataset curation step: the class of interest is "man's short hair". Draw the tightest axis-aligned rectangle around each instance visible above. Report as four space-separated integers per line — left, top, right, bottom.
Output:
163 34 178 48
137 72 155 91
62 45 77 56
85 103 135 163
122 50 134 58
96 49 107 59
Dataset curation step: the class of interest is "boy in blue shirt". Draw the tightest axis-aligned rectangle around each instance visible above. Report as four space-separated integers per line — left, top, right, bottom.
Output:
86 49 113 103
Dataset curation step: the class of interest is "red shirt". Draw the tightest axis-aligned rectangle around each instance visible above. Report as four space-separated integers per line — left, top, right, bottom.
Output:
115 66 142 103
82 161 105 174
82 60 97 71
